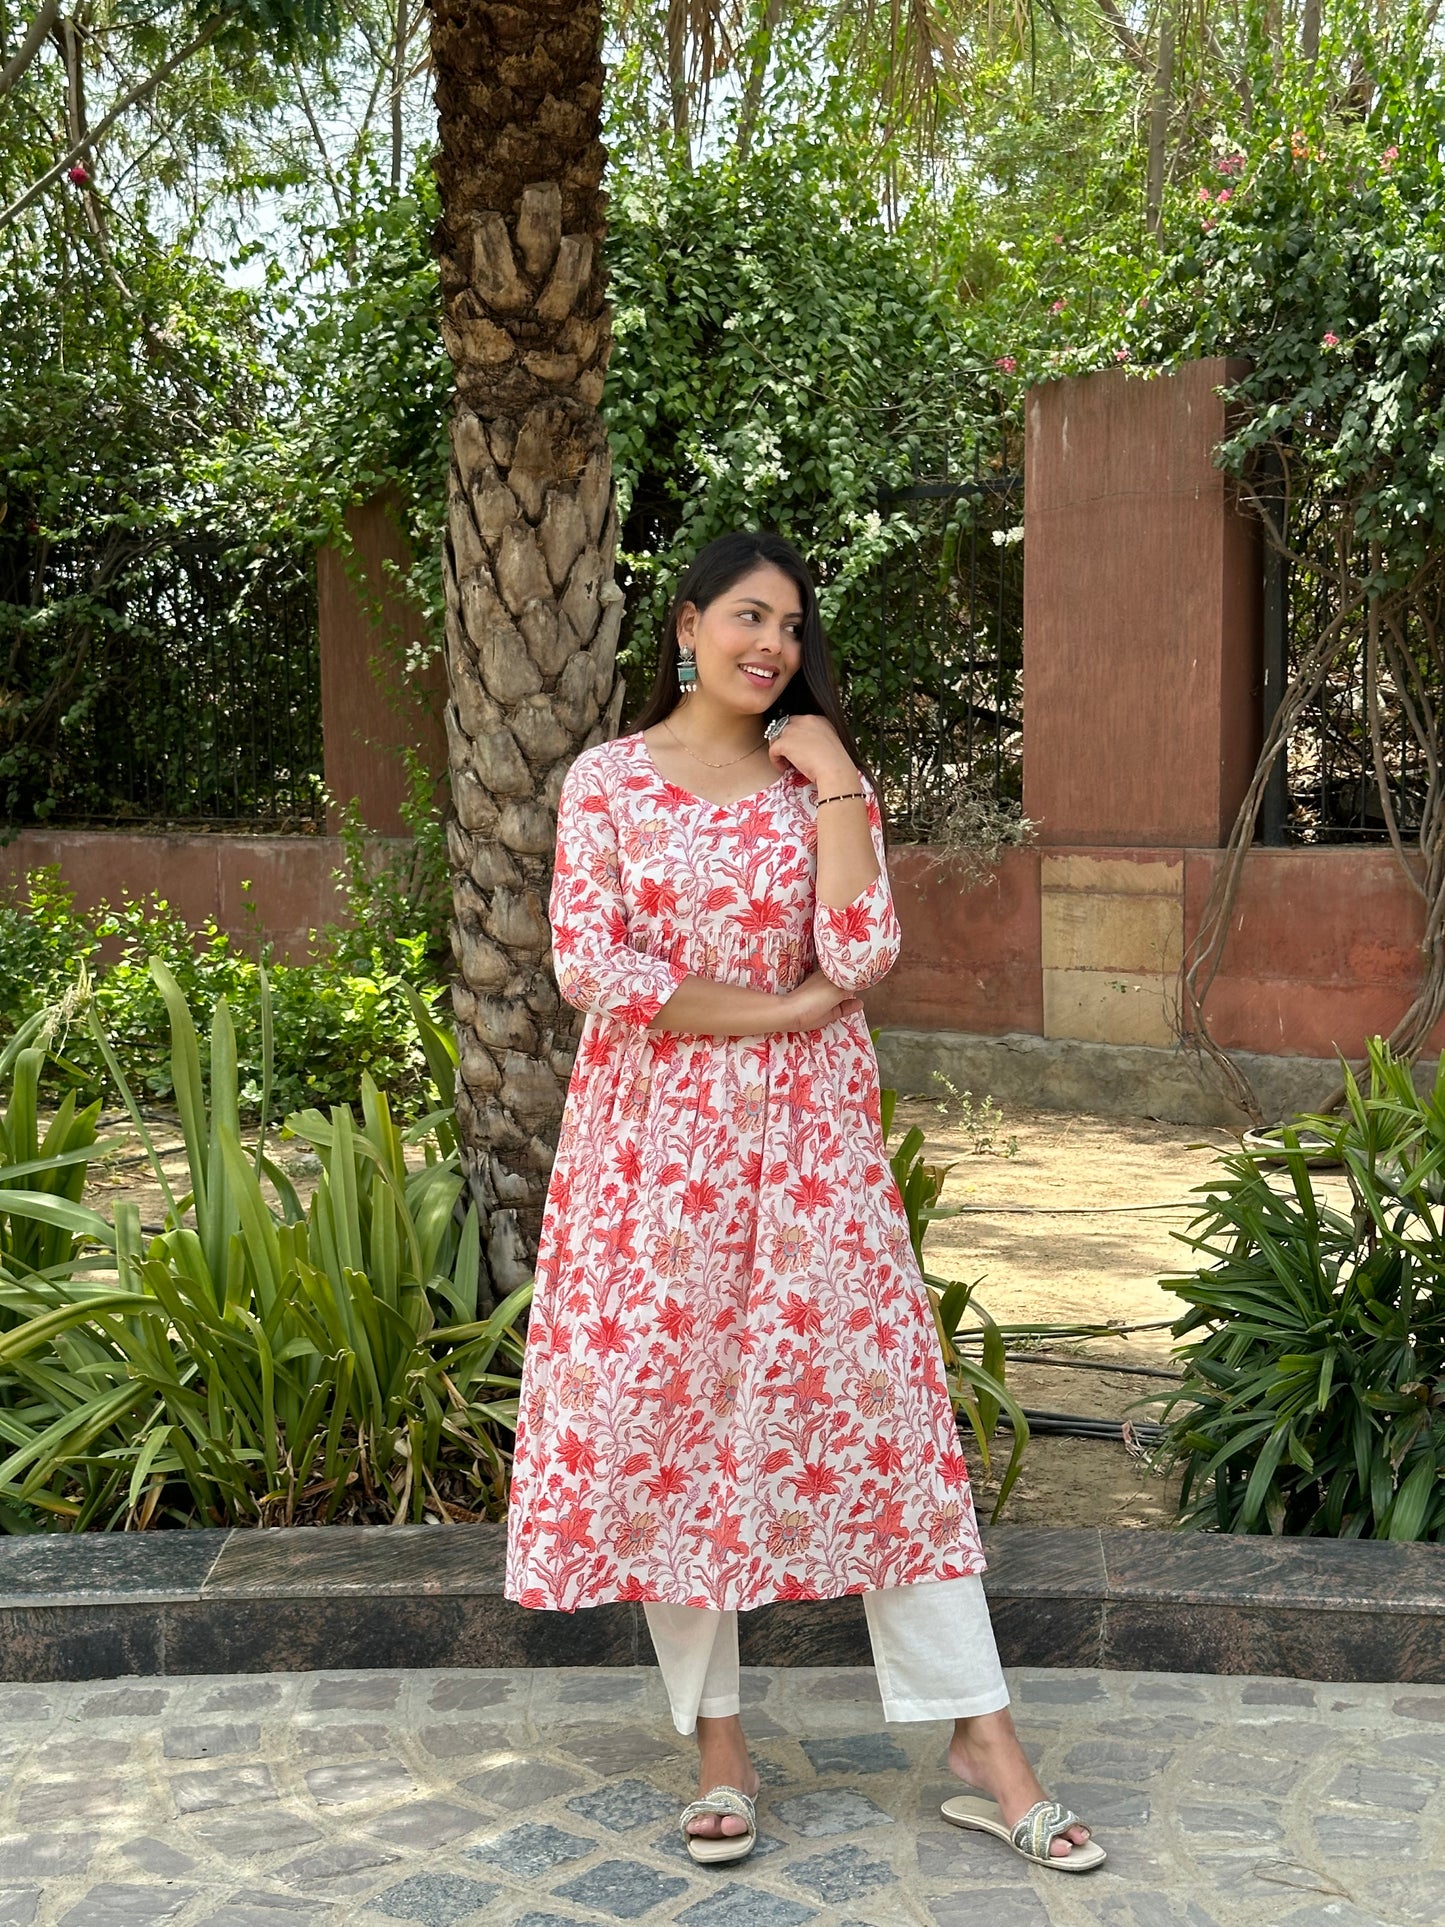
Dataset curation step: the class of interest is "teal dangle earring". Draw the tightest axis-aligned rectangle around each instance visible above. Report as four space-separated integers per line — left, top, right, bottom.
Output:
677 645 698 695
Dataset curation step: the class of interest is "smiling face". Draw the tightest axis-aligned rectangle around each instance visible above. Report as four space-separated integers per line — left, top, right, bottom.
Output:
677 562 805 716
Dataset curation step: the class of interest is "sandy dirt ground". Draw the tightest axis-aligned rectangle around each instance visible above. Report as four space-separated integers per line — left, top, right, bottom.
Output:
78 1097 1257 1533
884 1095 1246 1531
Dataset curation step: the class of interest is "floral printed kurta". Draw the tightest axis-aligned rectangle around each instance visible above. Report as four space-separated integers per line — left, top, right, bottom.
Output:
505 730 985 1612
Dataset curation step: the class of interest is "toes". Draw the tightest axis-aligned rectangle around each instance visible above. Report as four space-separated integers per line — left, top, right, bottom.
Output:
1049 1826 1091 1857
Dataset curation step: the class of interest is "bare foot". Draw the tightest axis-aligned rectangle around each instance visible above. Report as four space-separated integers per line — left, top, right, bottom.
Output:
949 1710 1092 1860
687 1713 760 1838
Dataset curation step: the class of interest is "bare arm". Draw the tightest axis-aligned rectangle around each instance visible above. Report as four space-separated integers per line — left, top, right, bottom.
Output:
814 790 879 908
649 971 859 1037
763 717 879 909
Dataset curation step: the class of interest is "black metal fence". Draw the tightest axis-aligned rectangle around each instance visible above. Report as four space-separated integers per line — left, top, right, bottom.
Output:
1259 488 1433 845
849 437 1024 839
1 537 323 828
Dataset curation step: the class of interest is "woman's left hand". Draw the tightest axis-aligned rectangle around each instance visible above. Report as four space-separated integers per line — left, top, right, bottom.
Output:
766 714 857 791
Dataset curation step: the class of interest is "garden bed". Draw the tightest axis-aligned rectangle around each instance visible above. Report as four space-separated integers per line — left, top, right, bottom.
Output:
886 1096 1233 1527
80 1093 1239 1534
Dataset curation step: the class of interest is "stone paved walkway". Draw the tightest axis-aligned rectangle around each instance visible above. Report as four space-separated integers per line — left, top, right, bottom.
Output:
2 1665 1439 1927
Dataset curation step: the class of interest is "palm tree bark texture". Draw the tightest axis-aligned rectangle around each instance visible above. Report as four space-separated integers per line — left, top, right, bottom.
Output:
427 0 621 1311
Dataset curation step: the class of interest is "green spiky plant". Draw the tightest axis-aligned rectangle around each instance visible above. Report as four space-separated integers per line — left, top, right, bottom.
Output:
0 963 529 1531
0 1008 108 1300
1157 1039 1445 1540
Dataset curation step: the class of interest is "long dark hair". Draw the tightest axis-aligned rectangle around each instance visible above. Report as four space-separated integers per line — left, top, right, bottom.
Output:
630 531 880 809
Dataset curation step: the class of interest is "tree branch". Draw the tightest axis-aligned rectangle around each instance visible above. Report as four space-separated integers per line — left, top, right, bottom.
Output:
0 0 59 100
290 53 349 224
389 0 406 189
0 13 223 229
1093 0 1153 76
58 11 136 301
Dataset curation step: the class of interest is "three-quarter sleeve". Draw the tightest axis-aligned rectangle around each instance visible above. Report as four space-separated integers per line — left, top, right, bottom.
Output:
548 754 690 1029
811 776 901 992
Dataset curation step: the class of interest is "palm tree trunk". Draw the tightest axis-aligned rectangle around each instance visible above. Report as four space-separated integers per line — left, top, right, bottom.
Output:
427 0 623 1309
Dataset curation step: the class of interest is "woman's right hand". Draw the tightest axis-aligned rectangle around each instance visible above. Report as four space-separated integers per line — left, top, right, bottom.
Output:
781 970 863 1031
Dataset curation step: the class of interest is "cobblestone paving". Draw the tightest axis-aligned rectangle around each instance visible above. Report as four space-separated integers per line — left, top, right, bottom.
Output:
2 1666 1439 1927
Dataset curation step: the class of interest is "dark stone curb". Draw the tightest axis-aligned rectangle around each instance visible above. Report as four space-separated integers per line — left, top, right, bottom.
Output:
0 1523 1439 1684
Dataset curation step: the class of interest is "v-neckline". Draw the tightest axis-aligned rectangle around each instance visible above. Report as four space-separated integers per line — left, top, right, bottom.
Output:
635 732 794 811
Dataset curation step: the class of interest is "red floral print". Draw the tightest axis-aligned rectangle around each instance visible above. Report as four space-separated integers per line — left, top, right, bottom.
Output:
505 732 985 1612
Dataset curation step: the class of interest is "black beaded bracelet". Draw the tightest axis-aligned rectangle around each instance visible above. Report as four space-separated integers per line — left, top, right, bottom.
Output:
816 789 865 807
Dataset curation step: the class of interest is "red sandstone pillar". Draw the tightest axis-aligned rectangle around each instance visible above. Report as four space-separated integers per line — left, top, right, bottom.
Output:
317 498 448 835
1022 358 1262 848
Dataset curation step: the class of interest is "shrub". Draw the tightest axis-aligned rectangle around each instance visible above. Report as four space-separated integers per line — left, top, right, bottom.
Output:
0 963 527 1531
0 866 441 1121
1157 1040 1445 1539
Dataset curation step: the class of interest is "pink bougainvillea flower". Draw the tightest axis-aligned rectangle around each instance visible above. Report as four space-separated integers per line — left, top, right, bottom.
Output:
1050 299 1066 314
1216 188 1233 204
1322 331 1341 348
1216 152 1245 175
994 355 1018 373
1380 145 1399 168
1115 347 1130 362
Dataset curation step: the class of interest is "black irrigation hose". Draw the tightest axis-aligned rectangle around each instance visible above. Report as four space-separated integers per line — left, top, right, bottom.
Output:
939 1202 1194 1215
999 1409 1168 1446
1001 1351 1181 1381
101 1145 189 1169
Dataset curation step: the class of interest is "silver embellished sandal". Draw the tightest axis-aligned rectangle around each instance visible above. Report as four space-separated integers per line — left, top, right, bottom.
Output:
679 1784 758 1866
940 1794 1106 1872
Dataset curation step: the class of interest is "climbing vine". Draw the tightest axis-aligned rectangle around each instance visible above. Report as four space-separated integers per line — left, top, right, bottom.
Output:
1106 18 1445 1114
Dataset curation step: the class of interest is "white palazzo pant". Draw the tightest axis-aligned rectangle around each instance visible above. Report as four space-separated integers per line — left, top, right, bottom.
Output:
644 1576 1009 1734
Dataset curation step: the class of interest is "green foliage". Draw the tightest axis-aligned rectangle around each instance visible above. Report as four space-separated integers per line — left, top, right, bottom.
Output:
1112 13 1445 592
0 233 291 823
327 750 451 975
212 0 345 57
917 38 1159 380
0 961 526 1531
0 0 443 827
0 867 440 1121
1158 1039 1445 1540
0 1010 105 1296
253 176 455 649
928 1073 1020 1158
605 135 996 679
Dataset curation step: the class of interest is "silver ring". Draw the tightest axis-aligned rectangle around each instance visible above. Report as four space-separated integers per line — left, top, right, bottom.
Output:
763 714 790 744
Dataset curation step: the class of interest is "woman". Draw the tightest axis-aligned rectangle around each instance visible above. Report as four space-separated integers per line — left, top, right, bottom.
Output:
505 530 1103 1876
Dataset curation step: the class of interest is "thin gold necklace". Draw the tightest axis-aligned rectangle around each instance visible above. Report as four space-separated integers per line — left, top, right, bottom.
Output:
657 716 768 770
